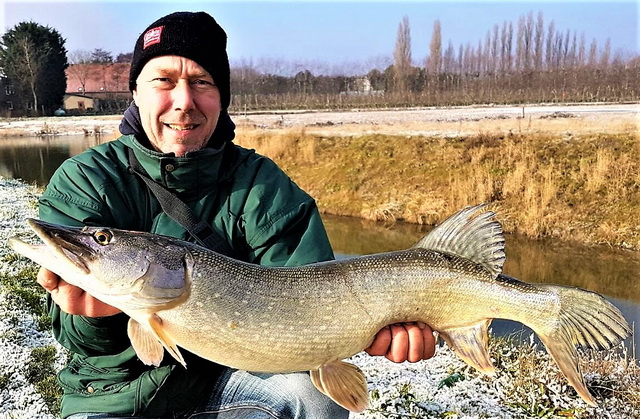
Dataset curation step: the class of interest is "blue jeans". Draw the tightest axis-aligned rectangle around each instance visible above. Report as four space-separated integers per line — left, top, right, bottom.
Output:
66 368 350 419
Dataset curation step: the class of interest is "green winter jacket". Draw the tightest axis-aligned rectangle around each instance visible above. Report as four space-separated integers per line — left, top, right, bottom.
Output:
39 134 334 418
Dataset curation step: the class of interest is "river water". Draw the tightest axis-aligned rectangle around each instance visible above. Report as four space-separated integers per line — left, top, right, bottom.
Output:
1 134 638 351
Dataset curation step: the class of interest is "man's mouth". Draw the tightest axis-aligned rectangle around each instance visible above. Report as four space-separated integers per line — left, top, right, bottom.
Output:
164 123 199 131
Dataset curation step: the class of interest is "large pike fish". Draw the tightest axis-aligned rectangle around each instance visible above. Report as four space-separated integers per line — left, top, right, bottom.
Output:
8 204 630 412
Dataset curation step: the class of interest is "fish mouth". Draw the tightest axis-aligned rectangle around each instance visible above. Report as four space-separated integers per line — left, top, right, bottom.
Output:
24 219 95 274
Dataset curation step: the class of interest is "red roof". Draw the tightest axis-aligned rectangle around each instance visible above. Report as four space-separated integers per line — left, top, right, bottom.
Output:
65 63 131 94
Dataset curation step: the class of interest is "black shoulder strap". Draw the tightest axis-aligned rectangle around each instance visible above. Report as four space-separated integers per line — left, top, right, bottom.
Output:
127 147 237 258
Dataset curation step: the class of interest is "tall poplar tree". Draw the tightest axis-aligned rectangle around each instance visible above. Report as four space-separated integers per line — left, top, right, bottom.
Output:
427 19 442 75
393 15 412 93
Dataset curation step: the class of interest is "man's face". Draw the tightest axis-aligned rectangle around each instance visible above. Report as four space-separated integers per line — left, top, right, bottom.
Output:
133 55 221 156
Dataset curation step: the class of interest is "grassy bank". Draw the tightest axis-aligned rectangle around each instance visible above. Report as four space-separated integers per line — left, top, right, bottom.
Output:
236 128 640 251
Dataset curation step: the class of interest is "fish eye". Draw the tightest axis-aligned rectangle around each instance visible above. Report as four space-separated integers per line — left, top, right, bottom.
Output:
93 230 113 245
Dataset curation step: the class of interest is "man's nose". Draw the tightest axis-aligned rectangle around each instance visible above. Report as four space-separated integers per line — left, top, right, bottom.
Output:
172 80 195 111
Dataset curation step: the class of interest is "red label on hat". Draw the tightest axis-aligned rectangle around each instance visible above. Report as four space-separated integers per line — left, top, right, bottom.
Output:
143 26 163 49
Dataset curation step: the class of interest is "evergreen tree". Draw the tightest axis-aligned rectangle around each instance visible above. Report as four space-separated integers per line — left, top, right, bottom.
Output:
0 21 68 115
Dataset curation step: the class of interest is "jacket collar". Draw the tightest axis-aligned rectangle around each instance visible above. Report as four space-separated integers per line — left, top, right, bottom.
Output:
120 135 227 196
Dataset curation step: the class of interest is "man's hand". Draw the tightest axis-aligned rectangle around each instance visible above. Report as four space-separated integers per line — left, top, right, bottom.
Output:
366 322 436 363
37 267 122 317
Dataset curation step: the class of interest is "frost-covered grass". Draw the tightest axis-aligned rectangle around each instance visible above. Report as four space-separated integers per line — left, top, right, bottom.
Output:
0 178 66 418
0 176 638 418
349 333 639 418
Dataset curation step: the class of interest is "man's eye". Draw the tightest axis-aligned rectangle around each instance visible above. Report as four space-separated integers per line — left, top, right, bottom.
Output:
192 79 214 86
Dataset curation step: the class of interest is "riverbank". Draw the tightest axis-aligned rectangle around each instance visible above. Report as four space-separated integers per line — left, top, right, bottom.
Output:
2 104 637 250
233 104 640 251
0 177 638 418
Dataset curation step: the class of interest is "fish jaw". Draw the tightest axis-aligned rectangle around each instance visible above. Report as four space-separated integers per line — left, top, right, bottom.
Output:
10 219 192 312
8 227 90 280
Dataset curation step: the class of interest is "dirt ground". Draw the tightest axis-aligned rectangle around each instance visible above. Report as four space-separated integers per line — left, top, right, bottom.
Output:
0 103 637 138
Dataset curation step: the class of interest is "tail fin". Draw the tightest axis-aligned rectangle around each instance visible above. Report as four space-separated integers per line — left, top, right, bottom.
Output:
535 284 631 406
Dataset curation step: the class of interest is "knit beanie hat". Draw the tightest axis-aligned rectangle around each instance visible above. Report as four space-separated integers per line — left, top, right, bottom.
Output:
128 11 231 109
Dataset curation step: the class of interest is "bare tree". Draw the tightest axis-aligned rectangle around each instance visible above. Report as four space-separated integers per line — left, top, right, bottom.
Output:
545 20 555 69
68 49 95 95
442 40 456 74
393 15 412 92
600 38 611 68
14 35 50 113
490 24 499 75
427 19 442 75
577 33 586 67
533 11 544 71
516 11 535 71
588 38 599 67
500 21 513 73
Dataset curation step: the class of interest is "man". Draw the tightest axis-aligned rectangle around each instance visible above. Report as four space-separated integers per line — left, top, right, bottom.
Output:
37 11 435 418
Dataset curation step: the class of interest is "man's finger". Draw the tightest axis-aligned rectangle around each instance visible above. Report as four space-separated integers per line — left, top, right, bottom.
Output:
387 324 409 363
421 324 436 359
37 267 59 292
406 323 425 363
365 326 391 356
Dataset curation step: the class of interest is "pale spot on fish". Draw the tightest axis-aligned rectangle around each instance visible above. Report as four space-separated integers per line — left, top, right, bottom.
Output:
267 306 274 310
214 293 221 298
234 311 241 316
195 301 204 308
319 325 327 331
242 300 248 304
228 321 239 330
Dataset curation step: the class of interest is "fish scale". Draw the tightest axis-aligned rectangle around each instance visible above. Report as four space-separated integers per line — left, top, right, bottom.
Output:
8 204 631 413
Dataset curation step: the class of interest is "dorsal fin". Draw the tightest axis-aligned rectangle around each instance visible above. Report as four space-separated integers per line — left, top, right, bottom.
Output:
412 204 506 277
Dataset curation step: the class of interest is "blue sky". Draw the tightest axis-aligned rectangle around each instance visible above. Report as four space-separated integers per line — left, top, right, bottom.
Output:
2 0 638 74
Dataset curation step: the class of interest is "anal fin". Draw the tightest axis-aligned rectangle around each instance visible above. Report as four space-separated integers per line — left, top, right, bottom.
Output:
310 360 368 413
440 319 495 375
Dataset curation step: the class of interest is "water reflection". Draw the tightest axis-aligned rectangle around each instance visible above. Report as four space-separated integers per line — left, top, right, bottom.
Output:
0 135 108 186
323 213 640 350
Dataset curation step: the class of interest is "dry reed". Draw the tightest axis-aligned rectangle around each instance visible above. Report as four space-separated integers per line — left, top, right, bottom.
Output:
236 126 640 250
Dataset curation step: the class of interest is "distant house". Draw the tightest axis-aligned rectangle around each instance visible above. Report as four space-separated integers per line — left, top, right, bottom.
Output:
63 93 95 112
340 76 384 97
65 62 132 113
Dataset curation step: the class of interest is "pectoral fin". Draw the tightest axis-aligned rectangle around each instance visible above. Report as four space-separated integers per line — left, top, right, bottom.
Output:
310 360 368 413
127 314 186 368
440 320 495 375
127 318 164 367
146 313 186 368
